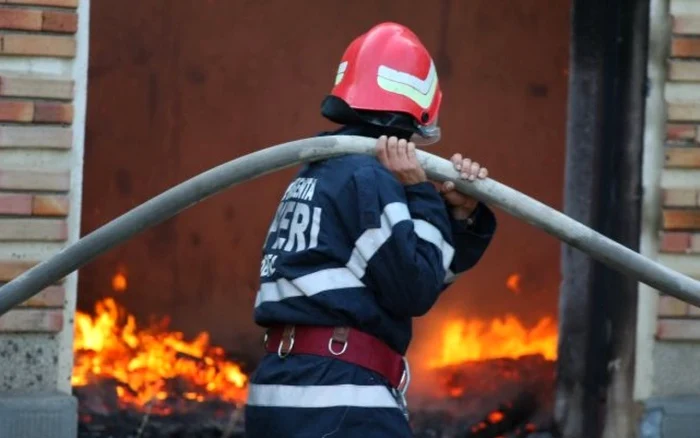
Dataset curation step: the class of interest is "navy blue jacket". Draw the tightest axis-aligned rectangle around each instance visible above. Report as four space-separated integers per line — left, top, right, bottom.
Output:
254 126 496 355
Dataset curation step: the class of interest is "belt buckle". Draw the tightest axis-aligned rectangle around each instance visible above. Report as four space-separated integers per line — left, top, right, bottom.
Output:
393 357 411 420
277 325 295 358
396 357 411 396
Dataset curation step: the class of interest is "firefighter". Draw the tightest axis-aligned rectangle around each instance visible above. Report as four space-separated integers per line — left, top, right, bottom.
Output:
246 22 496 437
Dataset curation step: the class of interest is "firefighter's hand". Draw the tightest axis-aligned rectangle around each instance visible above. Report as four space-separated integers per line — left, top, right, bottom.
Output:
376 135 427 185
439 153 488 220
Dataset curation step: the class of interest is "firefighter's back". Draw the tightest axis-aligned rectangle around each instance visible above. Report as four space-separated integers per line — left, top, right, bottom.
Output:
246 153 414 437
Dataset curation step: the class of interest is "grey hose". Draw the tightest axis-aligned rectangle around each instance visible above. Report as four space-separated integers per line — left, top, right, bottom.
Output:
0 135 699 316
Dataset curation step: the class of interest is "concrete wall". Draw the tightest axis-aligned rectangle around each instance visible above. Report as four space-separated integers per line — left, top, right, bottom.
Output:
0 0 89 436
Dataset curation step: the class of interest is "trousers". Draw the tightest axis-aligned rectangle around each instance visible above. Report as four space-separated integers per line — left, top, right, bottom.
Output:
244 353 412 437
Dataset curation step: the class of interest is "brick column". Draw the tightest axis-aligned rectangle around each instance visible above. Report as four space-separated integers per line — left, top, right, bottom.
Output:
651 9 700 373
0 0 88 436
637 1 700 436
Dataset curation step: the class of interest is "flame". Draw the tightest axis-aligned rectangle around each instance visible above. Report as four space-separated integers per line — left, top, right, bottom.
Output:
72 298 248 411
429 314 558 368
506 273 521 294
487 410 504 423
111 273 127 293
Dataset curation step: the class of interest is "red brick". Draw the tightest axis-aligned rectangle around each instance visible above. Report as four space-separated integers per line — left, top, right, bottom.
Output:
0 309 63 333
672 37 700 57
0 260 36 282
657 319 700 340
18 285 64 307
0 126 72 148
0 218 67 241
0 34 76 58
32 194 69 216
0 193 31 215
0 7 41 30
4 0 78 8
658 295 689 316
664 189 699 207
0 100 32 122
0 75 73 99
33 102 73 123
42 10 77 33
667 123 697 140
0 170 70 191
663 209 700 230
660 231 693 252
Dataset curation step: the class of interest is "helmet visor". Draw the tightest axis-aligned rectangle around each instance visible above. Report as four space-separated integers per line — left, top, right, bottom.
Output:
411 118 441 147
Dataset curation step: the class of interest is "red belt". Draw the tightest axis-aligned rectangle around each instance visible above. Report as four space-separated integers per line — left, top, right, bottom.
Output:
264 325 408 390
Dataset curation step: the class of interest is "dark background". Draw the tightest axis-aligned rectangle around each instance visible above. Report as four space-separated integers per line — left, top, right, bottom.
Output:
79 0 570 369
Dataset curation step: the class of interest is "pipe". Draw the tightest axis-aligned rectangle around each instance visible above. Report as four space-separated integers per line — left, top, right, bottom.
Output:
0 135 699 315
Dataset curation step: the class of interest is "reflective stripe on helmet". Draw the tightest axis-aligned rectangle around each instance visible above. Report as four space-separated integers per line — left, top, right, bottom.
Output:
376 62 439 110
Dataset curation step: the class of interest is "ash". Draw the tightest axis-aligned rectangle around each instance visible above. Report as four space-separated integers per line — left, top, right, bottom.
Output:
78 410 244 438
75 382 244 438
410 355 557 438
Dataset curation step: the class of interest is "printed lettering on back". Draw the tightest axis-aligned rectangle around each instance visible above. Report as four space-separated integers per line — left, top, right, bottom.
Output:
260 177 322 278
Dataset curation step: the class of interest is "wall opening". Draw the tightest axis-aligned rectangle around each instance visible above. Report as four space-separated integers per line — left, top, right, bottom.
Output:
74 1 570 436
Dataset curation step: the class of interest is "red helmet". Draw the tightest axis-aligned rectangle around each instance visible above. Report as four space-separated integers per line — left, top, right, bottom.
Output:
326 22 442 145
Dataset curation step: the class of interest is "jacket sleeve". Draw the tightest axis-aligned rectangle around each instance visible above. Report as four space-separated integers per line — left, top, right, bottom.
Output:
443 202 497 284
343 165 456 318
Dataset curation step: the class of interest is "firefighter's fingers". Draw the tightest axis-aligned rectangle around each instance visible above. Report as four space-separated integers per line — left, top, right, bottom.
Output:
459 158 472 179
441 180 456 193
376 135 389 165
478 167 489 179
386 136 399 161
397 138 409 165
441 183 473 207
407 142 418 163
451 153 463 170
468 161 481 181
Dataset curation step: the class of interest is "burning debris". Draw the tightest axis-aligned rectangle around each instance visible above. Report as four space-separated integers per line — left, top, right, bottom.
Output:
73 273 558 437
411 355 556 438
410 312 558 438
461 392 541 437
72 298 248 414
73 297 249 437
77 400 245 438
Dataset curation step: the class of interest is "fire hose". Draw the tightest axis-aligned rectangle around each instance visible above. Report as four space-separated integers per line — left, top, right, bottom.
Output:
0 135 699 315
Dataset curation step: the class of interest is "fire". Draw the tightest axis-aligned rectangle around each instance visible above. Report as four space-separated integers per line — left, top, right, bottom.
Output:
487 410 504 423
429 315 558 368
72 297 248 411
506 273 521 294
111 273 127 292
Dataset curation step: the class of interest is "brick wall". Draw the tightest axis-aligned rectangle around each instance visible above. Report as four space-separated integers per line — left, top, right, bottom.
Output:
632 0 700 402
655 12 700 341
0 0 87 393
